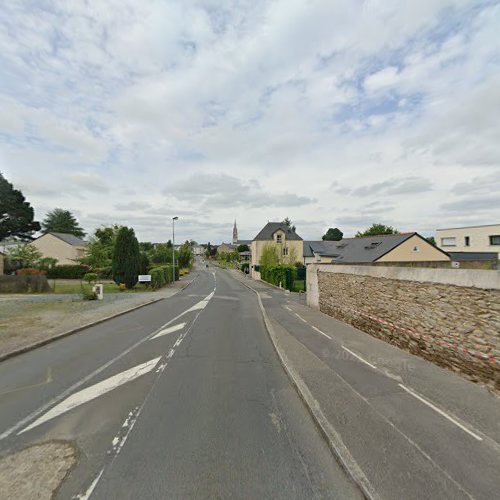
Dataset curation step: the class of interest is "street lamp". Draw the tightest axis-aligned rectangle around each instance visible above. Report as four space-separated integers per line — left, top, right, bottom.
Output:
172 216 178 281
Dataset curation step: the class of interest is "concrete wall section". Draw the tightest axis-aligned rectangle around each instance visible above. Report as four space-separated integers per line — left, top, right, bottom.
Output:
308 264 500 389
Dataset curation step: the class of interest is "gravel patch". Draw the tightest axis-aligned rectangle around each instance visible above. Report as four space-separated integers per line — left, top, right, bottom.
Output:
0 441 77 500
0 278 194 358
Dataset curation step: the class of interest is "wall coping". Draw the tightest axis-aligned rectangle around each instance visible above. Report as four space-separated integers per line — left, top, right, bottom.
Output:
310 264 500 290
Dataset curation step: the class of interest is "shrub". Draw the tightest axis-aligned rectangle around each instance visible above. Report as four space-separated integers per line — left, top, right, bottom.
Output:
47 265 88 279
260 264 296 291
16 267 46 276
0 275 51 293
95 266 112 279
82 288 98 300
83 272 98 284
148 265 179 289
112 227 140 289
241 262 249 273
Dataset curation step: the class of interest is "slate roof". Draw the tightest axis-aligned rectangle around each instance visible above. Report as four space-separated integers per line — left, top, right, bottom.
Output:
303 233 432 263
253 222 303 241
236 239 252 245
448 252 498 261
48 232 87 246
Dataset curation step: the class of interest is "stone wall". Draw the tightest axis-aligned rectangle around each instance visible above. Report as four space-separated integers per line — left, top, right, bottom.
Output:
307 265 500 390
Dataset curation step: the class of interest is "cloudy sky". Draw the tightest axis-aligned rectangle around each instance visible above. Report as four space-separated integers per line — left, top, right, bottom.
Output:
1 1 499 243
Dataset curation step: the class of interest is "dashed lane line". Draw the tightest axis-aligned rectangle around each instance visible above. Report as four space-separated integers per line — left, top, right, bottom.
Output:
312 326 332 340
342 346 377 370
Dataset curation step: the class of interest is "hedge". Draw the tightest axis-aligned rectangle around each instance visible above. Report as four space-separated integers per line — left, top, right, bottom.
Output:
260 264 296 291
148 265 179 290
0 275 51 293
47 265 89 279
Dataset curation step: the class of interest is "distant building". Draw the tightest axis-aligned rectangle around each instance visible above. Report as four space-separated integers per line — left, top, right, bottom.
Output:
436 224 500 258
31 232 87 265
217 221 251 255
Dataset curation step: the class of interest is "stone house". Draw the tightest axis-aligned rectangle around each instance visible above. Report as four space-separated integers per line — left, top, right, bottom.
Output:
303 233 451 265
31 232 87 265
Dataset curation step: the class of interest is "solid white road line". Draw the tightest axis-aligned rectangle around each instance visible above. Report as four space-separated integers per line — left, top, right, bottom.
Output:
398 383 483 441
151 322 186 339
342 346 377 370
75 469 104 500
295 312 308 323
19 357 161 434
284 305 292 311
312 326 332 340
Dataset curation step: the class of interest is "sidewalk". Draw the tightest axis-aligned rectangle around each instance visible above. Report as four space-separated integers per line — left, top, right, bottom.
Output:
0 274 196 360
231 270 500 500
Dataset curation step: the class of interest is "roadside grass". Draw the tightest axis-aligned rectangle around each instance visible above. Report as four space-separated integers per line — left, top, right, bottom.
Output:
293 280 306 293
50 281 154 294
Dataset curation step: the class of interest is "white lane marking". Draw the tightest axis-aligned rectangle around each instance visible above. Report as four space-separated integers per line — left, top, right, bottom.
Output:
398 384 483 442
1 283 216 441
284 305 292 311
185 290 214 312
19 357 161 434
312 326 332 340
150 322 186 339
342 346 377 370
295 312 308 323
75 469 104 500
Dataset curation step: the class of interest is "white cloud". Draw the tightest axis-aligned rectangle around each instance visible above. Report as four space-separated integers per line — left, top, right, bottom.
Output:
0 0 499 242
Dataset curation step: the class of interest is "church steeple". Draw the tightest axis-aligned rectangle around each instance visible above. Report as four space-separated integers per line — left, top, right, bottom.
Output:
232 220 238 244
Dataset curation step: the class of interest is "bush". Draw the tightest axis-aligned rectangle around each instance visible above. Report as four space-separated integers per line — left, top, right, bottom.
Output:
95 266 112 279
241 262 249 273
47 265 88 279
83 272 98 284
0 275 51 293
82 288 98 300
148 265 179 290
16 268 46 276
260 264 297 291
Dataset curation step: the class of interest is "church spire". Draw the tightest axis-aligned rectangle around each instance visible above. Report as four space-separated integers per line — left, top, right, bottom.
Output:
232 220 238 245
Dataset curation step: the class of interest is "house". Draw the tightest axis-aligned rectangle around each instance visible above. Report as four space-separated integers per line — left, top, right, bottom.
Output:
217 243 238 254
31 232 87 265
303 233 450 265
250 222 304 279
0 251 4 275
436 224 500 258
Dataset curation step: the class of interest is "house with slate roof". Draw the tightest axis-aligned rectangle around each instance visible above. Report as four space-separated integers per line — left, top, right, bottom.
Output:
303 233 450 265
31 232 87 265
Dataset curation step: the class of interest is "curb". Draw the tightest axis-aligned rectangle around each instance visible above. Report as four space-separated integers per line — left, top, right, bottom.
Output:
236 275 379 500
0 297 166 364
0 275 199 364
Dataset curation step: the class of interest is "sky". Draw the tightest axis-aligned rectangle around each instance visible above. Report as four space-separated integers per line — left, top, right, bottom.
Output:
1 0 499 244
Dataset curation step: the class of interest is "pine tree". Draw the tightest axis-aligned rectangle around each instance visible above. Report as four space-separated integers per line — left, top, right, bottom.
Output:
0 172 41 241
112 227 140 289
42 208 85 237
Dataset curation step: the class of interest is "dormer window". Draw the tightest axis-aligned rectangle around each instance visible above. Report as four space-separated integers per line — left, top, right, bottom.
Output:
276 234 282 243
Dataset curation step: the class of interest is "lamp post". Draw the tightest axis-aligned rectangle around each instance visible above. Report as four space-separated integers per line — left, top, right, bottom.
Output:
172 216 178 281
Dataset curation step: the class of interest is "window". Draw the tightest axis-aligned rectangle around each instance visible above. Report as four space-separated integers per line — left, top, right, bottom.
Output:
276 234 282 243
441 237 456 246
490 235 500 245
283 246 288 256
464 236 470 246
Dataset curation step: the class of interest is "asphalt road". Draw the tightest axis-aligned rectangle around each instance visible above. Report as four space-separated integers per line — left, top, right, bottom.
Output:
0 265 361 499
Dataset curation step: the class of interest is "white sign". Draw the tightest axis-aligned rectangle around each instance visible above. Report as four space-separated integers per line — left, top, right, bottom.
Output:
138 274 152 282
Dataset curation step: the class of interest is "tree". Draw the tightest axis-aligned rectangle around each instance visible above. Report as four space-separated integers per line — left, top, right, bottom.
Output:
426 236 436 245
7 243 43 268
112 227 140 289
259 243 279 267
138 252 150 275
150 243 172 264
79 225 121 269
237 244 250 252
205 242 212 258
356 224 399 237
42 208 85 237
282 217 296 232
0 172 41 241
177 242 193 268
322 228 343 241
139 242 154 253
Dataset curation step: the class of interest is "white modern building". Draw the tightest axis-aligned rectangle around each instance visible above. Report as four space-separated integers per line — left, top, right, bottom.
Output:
436 224 500 258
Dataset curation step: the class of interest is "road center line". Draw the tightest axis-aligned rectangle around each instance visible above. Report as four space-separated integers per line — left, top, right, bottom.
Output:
312 326 332 340
342 346 377 370
284 305 292 311
398 384 483 441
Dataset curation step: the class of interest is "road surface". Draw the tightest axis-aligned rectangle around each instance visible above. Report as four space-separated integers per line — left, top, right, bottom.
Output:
0 265 361 499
